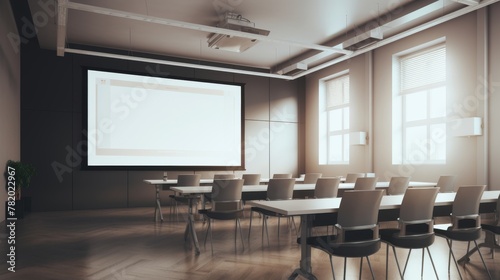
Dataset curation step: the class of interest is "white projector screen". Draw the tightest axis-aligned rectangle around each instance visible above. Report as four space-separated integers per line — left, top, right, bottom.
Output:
84 69 244 170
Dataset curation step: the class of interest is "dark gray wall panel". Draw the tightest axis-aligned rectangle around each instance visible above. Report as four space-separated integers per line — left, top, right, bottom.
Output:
21 110 73 211
270 79 299 122
128 170 162 207
72 169 128 210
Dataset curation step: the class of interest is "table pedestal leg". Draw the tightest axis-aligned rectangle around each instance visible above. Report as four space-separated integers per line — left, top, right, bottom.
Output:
459 231 500 262
289 215 317 280
154 185 164 222
183 196 201 255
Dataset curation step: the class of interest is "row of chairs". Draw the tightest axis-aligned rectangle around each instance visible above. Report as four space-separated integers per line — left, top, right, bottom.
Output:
305 185 498 280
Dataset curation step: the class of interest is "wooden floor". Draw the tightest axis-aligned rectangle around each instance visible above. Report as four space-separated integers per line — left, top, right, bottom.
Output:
1 204 499 280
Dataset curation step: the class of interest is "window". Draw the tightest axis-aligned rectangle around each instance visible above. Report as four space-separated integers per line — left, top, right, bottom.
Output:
393 44 447 164
319 74 350 164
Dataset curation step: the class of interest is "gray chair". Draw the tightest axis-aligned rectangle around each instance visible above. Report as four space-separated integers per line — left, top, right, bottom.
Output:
379 187 439 279
273 173 293 179
303 190 384 279
314 177 340 198
434 185 492 280
241 173 261 185
198 179 245 254
436 175 456 193
386 176 410 195
303 173 322 184
169 174 202 218
353 177 378 191
462 194 500 264
345 173 365 183
249 178 296 245
214 174 235 179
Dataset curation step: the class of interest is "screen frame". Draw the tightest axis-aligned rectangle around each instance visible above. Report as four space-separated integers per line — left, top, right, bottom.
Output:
82 66 245 171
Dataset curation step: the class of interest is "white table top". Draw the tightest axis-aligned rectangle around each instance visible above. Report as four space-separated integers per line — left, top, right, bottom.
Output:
246 190 500 216
143 177 304 185
169 181 437 195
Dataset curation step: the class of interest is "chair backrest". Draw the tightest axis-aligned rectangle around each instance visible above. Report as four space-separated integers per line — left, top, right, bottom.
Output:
314 177 340 198
241 173 261 185
451 185 486 229
436 175 456 193
177 174 201 186
345 173 365 183
387 176 411 195
303 173 322 184
214 174 235 180
337 190 384 229
452 185 485 217
273 173 293 179
399 187 439 226
210 179 244 211
266 178 295 201
353 177 378 191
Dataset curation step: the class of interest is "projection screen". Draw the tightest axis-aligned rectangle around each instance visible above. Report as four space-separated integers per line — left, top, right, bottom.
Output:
83 68 244 170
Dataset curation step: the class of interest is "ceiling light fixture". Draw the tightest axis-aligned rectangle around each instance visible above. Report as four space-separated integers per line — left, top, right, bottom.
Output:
207 12 270 52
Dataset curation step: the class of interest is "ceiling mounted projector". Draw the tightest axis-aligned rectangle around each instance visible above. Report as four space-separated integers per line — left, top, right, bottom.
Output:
207 12 270 53
342 27 383 51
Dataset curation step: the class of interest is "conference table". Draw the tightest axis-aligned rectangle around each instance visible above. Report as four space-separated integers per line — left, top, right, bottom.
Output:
143 177 304 221
169 181 436 255
247 190 500 280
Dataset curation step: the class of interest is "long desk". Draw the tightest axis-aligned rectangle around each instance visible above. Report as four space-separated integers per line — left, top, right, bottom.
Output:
247 190 500 280
143 177 305 221
169 181 436 255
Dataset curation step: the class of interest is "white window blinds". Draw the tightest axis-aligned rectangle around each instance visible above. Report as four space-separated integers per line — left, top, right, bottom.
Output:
400 46 446 93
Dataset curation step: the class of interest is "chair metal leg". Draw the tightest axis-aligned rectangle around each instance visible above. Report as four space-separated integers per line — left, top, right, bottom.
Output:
237 218 245 251
209 219 214 255
329 255 336 280
425 247 439 280
359 258 363 280
446 239 463 280
343 257 347 280
248 210 253 244
366 256 375 280
391 245 404 279
473 240 493 280
403 248 412 276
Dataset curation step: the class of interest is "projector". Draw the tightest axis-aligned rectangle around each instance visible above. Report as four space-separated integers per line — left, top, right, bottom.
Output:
342 27 383 51
207 13 270 53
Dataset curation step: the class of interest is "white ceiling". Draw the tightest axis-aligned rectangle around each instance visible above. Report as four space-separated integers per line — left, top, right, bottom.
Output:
27 0 492 79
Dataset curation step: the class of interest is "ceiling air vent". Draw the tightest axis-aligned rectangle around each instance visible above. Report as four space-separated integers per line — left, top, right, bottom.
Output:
342 27 383 51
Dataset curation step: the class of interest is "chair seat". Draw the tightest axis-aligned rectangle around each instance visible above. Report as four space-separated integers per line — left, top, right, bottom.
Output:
482 223 500 234
199 209 243 220
434 224 482 241
380 228 435 249
301 235 381 258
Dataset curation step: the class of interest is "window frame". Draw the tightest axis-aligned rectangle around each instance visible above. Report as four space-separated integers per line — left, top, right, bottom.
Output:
393 43 447 165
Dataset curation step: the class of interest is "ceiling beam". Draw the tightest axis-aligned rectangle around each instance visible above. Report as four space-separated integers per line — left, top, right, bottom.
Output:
292 0 500 79
64 1 352 55
56 0 68 56
63 47 295 80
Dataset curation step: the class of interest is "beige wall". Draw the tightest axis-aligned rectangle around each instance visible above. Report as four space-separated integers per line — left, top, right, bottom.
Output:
0 1 21 221
488 3 500 190
306 5 498 188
